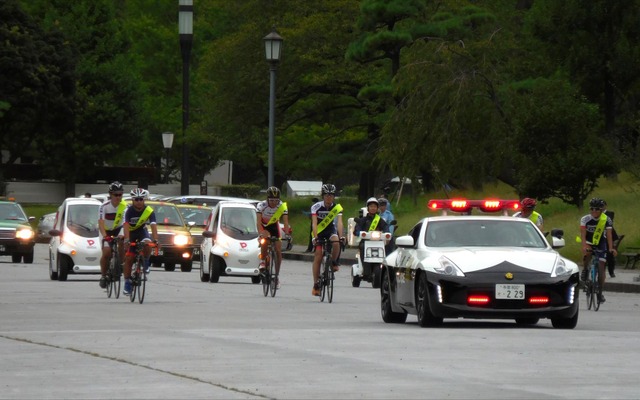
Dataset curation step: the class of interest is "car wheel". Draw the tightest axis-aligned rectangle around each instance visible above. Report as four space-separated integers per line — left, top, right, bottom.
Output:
49 250 58 280
251 276 261 284
11 254 22 263
57 254 69 281
23 249 34 264
164 263 176 272
180 262 192 272
209 257 221 283
371 264 381 289
515 318 540 325
381 270 407 324
199 258 210 282
351 269 361 287
416 272 442 327
551 308 579 329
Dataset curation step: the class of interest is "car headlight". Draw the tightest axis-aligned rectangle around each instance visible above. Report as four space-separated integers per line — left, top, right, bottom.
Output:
173 234 189 246
16 229 34 240
434 256 465 277
551 257 572 277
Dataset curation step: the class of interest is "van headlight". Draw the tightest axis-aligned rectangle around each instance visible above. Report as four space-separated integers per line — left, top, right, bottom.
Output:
173 234 189 246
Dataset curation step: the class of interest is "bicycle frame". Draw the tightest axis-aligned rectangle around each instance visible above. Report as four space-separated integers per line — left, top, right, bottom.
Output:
129 241 156 304
260 236 279 297
106 238 122 299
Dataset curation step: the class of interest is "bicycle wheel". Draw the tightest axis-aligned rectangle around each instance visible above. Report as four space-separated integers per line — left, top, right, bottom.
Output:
328 269 334 303
107 261 114 299
269 247 278 297
138 261 146 304
262 254 270 297
113 258 121 299
130 258 140 303
320 255 330 302
593 267 600 312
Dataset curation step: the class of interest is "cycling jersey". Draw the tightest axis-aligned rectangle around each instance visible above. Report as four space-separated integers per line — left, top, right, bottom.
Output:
99 200 127 235
257 199 288 238
311 201 342 238
580 213 614 251
124 205 157 242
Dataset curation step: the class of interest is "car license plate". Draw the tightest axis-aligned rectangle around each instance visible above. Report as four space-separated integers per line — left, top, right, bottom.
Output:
495 284 525 300
158 249 163 256
193 248 200 255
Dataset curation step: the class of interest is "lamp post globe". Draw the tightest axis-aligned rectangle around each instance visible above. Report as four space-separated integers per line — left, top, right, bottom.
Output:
162 132 174 184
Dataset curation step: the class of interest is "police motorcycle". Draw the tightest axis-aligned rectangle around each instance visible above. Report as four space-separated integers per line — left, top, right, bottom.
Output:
348 198 395 288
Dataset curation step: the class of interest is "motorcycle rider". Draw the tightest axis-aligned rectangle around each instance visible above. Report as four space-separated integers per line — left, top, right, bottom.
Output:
354 197 390 259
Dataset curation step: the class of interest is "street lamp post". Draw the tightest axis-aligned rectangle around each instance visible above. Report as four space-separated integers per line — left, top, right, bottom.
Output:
162 132 174 184
263 27 283 188
179 0 193 195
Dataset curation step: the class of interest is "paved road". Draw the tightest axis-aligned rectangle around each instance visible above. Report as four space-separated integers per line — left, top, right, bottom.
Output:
1 244 639 399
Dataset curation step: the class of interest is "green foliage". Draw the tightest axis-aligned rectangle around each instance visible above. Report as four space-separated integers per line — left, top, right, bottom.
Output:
219 184 262 199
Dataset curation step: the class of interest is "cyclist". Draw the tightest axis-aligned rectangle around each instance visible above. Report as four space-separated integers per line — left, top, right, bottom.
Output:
513 197 544 232
98 182 127 289
310 184 344 296
256 186 291 289
122 188 159 296
580 197 617 303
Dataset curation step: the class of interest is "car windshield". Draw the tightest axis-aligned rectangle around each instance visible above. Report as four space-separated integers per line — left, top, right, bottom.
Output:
425 220 546 248
179 208 211 227
153 205 185 226
0 203 28 221
220 207 258 240
67 204 100 237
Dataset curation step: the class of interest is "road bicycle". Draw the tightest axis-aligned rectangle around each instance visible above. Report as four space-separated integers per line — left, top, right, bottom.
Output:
129 240 157 304
105 237 122 299
584 249 602 311
260 236 280 297
316 237 344 303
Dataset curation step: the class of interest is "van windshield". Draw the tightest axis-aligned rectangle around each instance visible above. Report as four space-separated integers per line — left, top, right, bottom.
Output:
67 204 100 238
220 207 258 240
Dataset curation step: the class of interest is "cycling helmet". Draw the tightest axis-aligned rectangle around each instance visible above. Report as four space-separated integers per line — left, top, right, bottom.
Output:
130 188 149 199
108 181 124 193
266 186 280 198
521 198 537 209
321 184 336 195
377 197 388 205
589 197 605 209
366 197 379 206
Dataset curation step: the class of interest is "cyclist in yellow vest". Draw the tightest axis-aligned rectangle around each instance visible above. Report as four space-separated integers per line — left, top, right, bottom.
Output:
310 184 344 296
98 181 127 289
513 197 544 232
256 186 291 289
122 188 159 296
580 197 617 303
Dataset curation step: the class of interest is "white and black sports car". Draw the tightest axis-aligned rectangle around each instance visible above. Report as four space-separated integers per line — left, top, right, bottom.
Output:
380 199 580 329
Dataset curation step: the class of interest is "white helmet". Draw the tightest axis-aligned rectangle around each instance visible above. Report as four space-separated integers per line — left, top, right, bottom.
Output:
366 197 379 206
130 188 149 199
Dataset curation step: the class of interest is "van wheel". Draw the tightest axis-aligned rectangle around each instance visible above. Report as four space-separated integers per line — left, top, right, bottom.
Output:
209 257 221 283
57 254 69 281
200 259 210 282
49 250 58 280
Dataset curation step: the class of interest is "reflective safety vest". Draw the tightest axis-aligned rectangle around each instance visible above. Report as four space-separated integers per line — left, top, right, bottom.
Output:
368 214 380 231
111 201 127 229
591 213 608 246
266 202 287 226
316 204 343 235
129 206 153 231
529 211 541 226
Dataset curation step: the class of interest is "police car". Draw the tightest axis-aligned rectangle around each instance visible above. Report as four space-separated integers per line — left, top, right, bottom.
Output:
380 199 580 329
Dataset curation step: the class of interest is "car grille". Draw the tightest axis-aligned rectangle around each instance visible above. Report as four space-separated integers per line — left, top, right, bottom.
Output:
191 234 203 246
0 229 17 239
157 233 175 246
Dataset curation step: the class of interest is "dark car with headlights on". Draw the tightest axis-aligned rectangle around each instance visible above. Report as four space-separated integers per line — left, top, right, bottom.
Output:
141 201 194 272
380 199 580 329
0 200 36 263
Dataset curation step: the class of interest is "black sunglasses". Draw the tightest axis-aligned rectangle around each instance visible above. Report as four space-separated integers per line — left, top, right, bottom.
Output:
590 207 602 211
111 193 123 197
133 197 144 202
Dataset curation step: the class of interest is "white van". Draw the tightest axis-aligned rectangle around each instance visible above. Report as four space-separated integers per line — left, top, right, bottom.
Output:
48 197 102 281
199 201 261 284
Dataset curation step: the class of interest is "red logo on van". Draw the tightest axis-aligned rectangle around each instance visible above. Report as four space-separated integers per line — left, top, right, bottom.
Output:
87 240 95 246
240 242 247 248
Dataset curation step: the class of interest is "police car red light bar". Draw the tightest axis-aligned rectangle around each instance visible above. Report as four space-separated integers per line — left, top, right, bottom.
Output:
428 199 520 213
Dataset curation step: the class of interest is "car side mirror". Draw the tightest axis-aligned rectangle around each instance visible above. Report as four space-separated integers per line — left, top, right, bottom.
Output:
49 229 61 237
395 235 414 248
389 220 397 226
551 228 564 239
202 231 215 238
